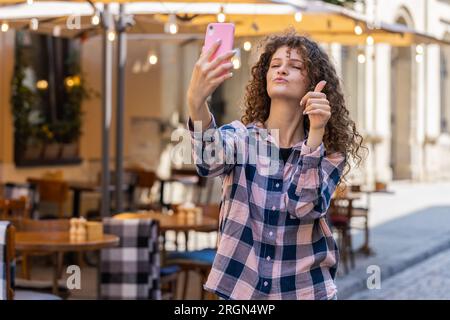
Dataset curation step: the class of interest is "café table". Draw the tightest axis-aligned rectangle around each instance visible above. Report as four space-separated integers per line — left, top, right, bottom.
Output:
15 231 119 296
114 210 218 254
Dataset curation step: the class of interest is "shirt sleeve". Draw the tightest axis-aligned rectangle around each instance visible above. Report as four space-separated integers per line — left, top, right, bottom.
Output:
285 141 346 222
187 113 244 178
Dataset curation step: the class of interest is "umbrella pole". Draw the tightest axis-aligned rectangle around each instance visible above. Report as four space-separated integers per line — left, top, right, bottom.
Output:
115 3 126 213
101 4 113 217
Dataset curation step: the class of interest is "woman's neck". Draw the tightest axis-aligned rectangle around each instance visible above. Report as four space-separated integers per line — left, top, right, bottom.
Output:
264 98 305 148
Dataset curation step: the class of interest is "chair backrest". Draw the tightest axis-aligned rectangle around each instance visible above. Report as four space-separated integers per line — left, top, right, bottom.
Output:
27 178 69 218
131 169 157 189
0 221 15 300
29 179 69 203
328 198 353 222
0 198 29 221
17 219 70 232
100 218 161 300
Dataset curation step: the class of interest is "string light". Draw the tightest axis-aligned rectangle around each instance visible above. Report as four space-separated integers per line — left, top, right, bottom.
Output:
91 13 100 26
217 6 226 23
243 41 252 52
416 45 424 55
164 14 178 34
415 45 424 63
1 22 9 33
232 48 241 69
36 80 48 90
27 0 33 5
53 25 61 37
30 18 39 31
354 25 363 35
107 30 116 42
357 52 366 64
294 11 303 22
366 35 374 46
148 54 158 65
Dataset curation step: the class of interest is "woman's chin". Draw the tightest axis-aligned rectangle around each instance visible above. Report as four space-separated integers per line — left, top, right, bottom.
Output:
268 91 300 101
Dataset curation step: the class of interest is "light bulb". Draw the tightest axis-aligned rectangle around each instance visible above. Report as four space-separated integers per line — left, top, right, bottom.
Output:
354 25 363 35
416 45 424 55
30 18 39 31
1 22 9 33
366 35 374 46
357 53 366 64
36 80 48 90
164 14 178 34
107 30 116 42
217 12 226 23
217 6 226 23
232 57 241 69
415 54 423 63
169 23 178 34
91 14 100 26
149 54 158 65
243 41 252 51
53 25 61 37
294 11 303 22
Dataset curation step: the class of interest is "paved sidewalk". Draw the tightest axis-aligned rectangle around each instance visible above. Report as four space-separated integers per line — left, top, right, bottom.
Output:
335 181 450 299
347 248 450 299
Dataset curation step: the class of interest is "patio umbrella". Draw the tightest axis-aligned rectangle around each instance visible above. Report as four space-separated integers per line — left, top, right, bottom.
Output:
1 1 448 216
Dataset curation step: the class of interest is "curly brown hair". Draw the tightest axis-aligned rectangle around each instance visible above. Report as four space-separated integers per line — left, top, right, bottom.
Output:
241 31 366 179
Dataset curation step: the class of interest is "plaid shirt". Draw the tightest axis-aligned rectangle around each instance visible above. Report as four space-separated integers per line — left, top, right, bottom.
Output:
188 114 345 300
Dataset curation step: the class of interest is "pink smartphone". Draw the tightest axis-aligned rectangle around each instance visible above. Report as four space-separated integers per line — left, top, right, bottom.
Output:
203 23 235 63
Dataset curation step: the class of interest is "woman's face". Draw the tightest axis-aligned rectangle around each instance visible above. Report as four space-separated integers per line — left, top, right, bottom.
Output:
266 45 310 102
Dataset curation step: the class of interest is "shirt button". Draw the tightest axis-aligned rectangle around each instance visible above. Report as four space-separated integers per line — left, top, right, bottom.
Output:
263 281 268 287
269 231 273 236
272 206 276 211
275 183 280 188
266 256 271 261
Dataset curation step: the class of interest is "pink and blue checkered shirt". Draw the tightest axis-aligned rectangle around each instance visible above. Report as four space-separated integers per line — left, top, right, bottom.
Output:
188 113 345 300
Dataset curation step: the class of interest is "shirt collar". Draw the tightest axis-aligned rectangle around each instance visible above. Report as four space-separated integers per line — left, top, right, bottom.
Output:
246 121 308 151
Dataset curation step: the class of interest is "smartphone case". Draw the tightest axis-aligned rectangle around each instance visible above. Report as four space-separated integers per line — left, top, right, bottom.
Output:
203 23 235 63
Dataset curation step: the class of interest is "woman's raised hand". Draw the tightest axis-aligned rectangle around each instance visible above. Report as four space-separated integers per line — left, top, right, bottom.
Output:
187 39 236 111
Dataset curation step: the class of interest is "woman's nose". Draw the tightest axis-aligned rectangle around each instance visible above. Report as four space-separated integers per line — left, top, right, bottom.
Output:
277 66 288 75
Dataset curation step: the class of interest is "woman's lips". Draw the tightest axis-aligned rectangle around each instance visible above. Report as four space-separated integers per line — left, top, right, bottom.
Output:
274 78 288 83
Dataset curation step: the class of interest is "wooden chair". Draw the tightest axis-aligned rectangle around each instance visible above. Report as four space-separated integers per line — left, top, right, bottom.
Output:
27 178 70 219
15 219 69 289
1 223 15 300
125 168 159 211
0 197 30 221
349 185 370 255
0 221 61 300
328 198 355 274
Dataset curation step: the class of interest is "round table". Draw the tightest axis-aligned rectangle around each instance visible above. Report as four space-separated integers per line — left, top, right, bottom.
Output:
114 211 219 253
114 211 218 233
15 232 119 296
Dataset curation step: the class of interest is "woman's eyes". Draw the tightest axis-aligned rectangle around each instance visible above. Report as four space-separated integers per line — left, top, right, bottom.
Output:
270 64 302 70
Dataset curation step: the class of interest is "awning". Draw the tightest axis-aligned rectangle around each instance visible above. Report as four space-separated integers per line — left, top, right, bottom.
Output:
0 1 449 46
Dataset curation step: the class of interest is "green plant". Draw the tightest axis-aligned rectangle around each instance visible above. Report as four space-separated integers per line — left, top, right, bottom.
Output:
10 43 37 151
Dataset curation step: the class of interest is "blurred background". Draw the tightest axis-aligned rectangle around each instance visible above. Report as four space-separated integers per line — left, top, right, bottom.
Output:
0 0 449 300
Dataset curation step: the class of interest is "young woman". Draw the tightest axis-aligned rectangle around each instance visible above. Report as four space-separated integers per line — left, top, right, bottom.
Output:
186 32 364 300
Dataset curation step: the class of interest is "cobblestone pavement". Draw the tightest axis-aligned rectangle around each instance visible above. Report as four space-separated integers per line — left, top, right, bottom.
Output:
335 181 450 299
347 248 450 300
